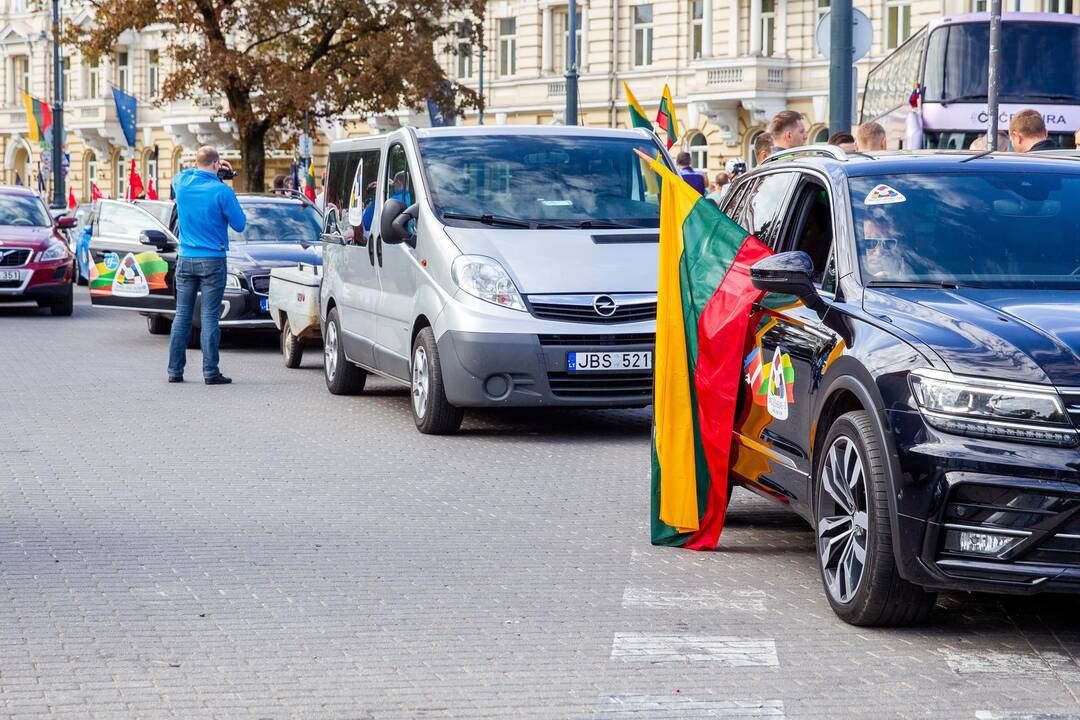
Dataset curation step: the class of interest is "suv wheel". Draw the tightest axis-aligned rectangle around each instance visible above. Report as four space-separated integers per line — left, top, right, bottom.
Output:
323 308 366 395
410 327 464 435
50 283 74 316
815 410 936 626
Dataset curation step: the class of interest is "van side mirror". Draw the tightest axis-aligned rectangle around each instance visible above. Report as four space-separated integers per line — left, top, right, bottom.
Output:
140 229 177 253
381 200 418 248
751 251 826 312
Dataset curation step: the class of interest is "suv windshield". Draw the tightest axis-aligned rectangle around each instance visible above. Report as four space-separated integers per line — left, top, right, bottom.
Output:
0 194 51 227
851 172 1080 288
229 203 322 244
418 134 663 228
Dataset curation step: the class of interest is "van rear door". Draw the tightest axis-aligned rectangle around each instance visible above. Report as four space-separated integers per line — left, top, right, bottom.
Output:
87 200 178 312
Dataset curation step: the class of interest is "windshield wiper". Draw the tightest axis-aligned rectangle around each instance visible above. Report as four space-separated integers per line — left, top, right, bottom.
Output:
441 212 533 228
575 220 640 229
866 280 962 289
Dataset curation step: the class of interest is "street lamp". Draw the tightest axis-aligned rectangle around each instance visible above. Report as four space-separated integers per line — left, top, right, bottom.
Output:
51 0 65 207
565 0 578 126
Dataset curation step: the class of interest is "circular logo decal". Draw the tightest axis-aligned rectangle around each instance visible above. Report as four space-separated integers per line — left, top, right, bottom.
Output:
103 252 120 271
592 295 619 317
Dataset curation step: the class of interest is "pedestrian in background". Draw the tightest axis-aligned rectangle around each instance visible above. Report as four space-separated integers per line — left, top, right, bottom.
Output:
754 132 774 165
827 131 857 152
1074 127 1080 149
857 121 887 151
706 172 729 205
969 132 1008 151
768 111 808 153
167 145 247 385
675 151 706 195
271 174 288 194
1010 110 1055 152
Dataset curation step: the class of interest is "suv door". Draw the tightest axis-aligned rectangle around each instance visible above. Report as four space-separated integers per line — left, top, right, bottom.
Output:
732 171 842 513
373 140 421 381
88 200 178 312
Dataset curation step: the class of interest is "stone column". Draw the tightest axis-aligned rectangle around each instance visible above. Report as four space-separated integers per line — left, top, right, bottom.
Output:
580 2 590 73
702 0 714 57
542 6 554 74
749 0 762 56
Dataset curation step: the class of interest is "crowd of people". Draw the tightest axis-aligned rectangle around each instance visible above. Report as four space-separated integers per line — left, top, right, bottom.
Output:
677 106 1071 208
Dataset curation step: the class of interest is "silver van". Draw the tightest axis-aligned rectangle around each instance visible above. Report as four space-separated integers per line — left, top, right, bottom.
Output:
319 125 671 434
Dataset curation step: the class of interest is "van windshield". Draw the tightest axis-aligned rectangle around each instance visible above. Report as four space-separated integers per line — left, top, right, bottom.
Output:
418 134 663 229
850 172 1080 288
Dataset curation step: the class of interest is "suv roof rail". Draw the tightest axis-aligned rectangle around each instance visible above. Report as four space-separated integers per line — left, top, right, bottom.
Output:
761 144 849 165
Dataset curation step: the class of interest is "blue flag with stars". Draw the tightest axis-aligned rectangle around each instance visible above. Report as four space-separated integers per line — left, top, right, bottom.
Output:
111 86 137 148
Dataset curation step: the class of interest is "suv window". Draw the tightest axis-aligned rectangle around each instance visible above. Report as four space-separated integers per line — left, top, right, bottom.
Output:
742 172 796 247
783 176 836 291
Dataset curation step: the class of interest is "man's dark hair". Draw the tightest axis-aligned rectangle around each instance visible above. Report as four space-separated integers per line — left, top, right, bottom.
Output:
827 131 855 146
675 151 692 167
753 132 773 158
271 174 287 190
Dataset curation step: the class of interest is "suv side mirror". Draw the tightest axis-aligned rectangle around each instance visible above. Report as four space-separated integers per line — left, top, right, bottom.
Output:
140 229 177 253
381 200 418 248
56 215 77 229
751 251 826 312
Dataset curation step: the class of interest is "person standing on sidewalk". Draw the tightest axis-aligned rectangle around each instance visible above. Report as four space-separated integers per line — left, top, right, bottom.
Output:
167 146 246 385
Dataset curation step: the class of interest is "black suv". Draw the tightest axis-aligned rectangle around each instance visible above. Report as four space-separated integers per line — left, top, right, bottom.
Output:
723 147 1080 626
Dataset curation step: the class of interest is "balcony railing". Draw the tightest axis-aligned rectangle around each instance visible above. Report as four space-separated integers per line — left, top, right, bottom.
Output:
707 67 744 86
547 80 566 97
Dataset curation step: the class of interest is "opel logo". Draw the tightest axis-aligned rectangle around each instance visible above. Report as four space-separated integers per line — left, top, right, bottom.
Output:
592 294 619 317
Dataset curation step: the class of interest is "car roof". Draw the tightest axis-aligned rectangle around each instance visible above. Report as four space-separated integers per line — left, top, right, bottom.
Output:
757 147 1080 179
0 185 43 197
330 124 657 153
236 193 312 206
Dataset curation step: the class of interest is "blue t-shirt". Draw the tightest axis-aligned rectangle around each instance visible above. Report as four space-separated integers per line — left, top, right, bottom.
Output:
678 167 707 196
172 168 247 258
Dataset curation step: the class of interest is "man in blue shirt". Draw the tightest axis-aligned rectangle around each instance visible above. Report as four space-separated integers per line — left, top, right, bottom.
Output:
675 151 706 195
167 146 246 384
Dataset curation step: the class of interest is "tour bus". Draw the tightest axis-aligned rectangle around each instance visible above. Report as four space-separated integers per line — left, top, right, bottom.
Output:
860 13 1080 150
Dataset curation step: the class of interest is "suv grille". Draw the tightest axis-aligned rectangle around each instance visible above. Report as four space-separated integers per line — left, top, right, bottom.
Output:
527 293 656 324
250 275 270 296
1058 389 1080 428
0 248 31 267
547 371 653 400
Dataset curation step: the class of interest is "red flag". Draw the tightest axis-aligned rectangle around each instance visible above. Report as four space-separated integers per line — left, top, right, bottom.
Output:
127 159 144 200
67 185 76 210
146 178 158 200
91 183 103 201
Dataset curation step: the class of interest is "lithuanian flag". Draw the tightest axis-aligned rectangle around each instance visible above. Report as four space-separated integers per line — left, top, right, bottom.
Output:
640 150 774 550
655 85 679 149
22 93 52 144
623 82 653 131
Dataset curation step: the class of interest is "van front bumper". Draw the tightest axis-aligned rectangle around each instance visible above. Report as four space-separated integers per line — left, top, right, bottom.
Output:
436 329 654 408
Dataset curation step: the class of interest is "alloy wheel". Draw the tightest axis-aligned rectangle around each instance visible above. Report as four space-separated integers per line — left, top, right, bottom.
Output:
412 345 429 419
817 435 869 605
324 320 338 380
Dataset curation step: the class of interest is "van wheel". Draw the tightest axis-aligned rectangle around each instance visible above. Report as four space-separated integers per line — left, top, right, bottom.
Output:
323 307 366 394
411 327 464 435
815 410 936 626
281 317 303 369
146 314 172 335
50 284 74 316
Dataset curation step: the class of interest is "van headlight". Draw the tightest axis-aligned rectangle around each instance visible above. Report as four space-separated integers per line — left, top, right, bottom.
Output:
909 368 1076 446
451 255 526 312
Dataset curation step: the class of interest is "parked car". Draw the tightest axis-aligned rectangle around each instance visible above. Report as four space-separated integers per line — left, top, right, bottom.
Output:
0 186 75 315
86 194 322 337
319 125 670 434
721 145 1080 625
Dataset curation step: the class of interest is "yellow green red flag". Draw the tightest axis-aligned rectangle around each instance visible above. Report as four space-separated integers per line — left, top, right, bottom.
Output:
655 85 679 149
623 82 653 131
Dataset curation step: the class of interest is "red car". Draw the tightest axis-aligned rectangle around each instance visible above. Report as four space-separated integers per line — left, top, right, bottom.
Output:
0 187 76 316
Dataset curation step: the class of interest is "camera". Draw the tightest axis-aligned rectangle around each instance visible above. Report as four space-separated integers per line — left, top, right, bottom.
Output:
217 167 236 180
725 159 747 175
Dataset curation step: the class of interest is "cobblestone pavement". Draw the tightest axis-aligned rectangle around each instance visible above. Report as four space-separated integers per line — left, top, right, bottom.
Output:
3 289 1080 720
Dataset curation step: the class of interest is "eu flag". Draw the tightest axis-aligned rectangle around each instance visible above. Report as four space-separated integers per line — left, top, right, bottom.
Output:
111 86 137 148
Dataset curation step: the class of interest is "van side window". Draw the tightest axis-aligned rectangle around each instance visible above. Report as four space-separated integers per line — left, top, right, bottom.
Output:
343 149 381 246
385 144 414 207
743 172 796 248
782 177 835 289
324 151 352 234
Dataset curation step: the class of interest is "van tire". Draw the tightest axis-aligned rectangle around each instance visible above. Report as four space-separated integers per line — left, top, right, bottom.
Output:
281 317 303 369
814 410 936 626
323 307 366 395
410 327 464 435
146 314 172 335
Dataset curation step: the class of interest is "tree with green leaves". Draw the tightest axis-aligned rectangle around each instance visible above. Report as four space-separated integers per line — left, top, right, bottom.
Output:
73 0 483 190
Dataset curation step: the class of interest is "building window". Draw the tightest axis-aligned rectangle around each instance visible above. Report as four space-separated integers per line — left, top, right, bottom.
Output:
691 0 704 59
812 126 829 143
816 0 830 24
116 51 130 92
886 0 912 50
748 130 765 167
1045 0 1073 11
972 0 987 9
761 0 777 57
498 18 517 76
633 5 654 67
145 146 158 188
148 49 160 96
12 55 29 102
115 154 126 199
554 9 582 73
86 58 100 99
455 23 473 79
688 132 708 169
86 151 97 197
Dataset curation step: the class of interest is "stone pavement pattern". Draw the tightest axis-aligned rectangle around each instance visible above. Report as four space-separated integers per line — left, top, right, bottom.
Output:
2 290 1080 719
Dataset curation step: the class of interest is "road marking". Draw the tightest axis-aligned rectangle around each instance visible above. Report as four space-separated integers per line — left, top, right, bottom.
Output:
622 587 767 612
975 713 1080 719
595 696 784 719
939 648 1055 674
611 633 779 667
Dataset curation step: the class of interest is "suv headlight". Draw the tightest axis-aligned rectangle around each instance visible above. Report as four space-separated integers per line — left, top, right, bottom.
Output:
451 255 525 312
909 368 1076 446
225 273 242 292
39 241 68 262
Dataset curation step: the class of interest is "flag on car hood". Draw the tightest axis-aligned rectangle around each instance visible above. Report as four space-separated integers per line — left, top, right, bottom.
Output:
640 150 773 551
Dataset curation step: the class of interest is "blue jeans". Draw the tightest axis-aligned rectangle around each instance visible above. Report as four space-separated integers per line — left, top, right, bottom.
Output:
168 256 227 378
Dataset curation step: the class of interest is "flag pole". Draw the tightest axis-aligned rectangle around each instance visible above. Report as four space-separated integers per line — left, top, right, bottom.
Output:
51 0 64 209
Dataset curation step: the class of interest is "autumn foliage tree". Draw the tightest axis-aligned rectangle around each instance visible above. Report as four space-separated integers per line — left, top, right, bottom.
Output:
73 0 483 190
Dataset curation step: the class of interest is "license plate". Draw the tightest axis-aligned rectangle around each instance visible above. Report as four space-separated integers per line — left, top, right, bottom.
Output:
0 269 20 282
568 351 652 372
260 298 269 312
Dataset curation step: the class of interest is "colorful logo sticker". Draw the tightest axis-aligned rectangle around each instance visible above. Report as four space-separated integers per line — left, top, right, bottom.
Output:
743 344 795 420
89 251 169 297
111 253 149 297
103 252 120 271
864 184 906 206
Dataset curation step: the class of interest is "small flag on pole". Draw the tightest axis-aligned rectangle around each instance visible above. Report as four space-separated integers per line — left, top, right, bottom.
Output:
67 185 76 210
127 159 144 200
146 178 158 201
623 82 653 131
91 182 103 200
110 87 138 148
655 84 680 150
303 161 317 201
